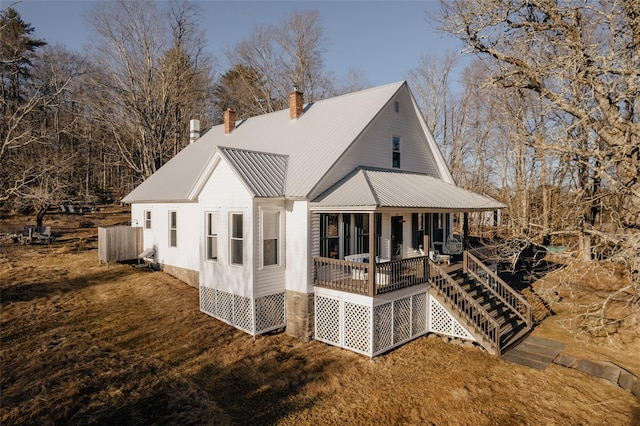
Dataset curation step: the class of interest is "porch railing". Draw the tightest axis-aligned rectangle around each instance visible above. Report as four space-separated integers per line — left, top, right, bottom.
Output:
313 256 429 296
428 259 501 354
463 251 533 329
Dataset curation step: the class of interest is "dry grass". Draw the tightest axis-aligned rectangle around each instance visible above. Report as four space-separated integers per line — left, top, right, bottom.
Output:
1 207 639 425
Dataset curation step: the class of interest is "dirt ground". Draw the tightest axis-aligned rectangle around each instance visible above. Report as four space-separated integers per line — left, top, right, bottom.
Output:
1 207 639 425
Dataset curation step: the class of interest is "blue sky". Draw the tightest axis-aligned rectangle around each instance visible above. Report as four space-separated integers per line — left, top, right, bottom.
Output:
9 0 465 87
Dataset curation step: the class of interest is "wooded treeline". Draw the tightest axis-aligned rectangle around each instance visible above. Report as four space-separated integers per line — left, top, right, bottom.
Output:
1 1 638 330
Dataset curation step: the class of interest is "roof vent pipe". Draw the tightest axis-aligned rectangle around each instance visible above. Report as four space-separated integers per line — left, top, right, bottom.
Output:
189 119 200 144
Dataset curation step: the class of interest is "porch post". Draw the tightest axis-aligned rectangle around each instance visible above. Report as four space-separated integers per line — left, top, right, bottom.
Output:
368 212 375 296
463 212 470 249
423 234 430 280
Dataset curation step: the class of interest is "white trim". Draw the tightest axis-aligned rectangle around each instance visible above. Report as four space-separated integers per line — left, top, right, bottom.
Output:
259 207 282 269
229 211 244 267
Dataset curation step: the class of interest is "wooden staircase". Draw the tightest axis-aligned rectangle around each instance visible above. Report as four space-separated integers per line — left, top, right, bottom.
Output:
428 252 533 355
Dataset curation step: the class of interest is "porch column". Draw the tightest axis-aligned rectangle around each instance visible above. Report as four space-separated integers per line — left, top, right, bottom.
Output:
368 212 375 296
463 212 470 249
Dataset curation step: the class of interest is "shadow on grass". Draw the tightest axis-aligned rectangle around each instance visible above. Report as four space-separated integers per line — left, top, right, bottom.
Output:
193 344 336 424
0 263 140 306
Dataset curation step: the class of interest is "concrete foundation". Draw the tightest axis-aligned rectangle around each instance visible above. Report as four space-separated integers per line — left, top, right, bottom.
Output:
162 264 199 288
286 290 314 341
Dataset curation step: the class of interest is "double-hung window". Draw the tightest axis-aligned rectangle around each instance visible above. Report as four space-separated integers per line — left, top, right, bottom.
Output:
262 211 279 267
169 211 177 247
144 210 152 229
205 212 218 261
230 213 243 265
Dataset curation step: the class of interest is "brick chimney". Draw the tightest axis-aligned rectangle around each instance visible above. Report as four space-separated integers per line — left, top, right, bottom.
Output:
224 108 236 134
289 87 303 119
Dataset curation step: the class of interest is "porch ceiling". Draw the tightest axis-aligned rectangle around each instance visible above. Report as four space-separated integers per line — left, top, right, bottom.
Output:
310 168 505 212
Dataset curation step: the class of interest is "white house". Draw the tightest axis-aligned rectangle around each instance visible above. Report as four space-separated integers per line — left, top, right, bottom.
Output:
122 82 531 356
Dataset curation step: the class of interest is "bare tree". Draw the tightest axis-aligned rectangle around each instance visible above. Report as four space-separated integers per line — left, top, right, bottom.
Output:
222 9 332 117
87 0 215 182
437 0 640 335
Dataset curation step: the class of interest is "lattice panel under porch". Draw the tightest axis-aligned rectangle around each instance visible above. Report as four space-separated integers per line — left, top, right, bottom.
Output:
200 286 216 317
373 302 393 353
315 295 340 345
344 302 371 354
215 289 234 325
255 293 286 334
233 294 254 333
429 296 474 340
411 292 427 337
393 297 411 344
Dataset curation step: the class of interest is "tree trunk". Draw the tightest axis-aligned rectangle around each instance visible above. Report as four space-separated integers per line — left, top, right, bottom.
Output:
36 205 48 229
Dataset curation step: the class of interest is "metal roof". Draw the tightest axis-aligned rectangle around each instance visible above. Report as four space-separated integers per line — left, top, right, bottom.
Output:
311 168 506 211
122 81 406 202
219 147 287 197
121 140 215 203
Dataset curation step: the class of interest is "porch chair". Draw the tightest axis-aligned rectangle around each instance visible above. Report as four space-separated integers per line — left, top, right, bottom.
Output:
446 233 464 255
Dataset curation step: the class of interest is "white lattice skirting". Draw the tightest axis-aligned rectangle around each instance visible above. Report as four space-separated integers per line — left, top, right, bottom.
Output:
200 286 285 336
315 290 428 357
428 296 475 340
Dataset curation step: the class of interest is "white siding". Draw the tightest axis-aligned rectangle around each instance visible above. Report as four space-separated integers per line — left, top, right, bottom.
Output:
310 89 441 199
131 202 199 272
285 200 312 293
199 159 254 297
254 200 286 297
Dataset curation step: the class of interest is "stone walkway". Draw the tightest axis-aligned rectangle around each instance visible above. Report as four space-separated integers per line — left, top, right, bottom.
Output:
502 334 640 397
502 335 567 370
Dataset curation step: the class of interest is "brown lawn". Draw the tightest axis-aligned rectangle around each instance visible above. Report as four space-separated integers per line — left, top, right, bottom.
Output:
1 207 639 425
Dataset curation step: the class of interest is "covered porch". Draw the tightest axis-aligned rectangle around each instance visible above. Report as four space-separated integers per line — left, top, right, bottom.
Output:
309 169 506 356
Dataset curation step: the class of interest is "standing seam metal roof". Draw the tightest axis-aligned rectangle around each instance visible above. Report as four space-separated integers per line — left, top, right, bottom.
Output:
218 147 288 197
311 168 505 211
121 81 407 203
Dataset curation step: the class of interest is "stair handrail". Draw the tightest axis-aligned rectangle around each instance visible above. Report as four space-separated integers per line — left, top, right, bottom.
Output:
429 259 501 355
463 251 533 328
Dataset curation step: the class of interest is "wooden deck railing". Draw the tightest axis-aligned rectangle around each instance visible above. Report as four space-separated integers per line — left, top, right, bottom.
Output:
463 251 533 329
429 260 501 354
313 256 429 296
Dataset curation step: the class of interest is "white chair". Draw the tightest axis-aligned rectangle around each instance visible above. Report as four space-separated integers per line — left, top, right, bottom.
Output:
446 233 464 255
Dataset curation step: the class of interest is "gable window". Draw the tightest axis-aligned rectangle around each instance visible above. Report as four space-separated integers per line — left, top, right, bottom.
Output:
230 213 243 265
262 211 279 267
144 210 151 229
392 136 401 168
206 212 218 261
394 101 399 113
169 211 177 247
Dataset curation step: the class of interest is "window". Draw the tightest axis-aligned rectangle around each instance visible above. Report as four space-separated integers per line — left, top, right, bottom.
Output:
206 212 218 261
230 213 243 265
320 213 339 258
262 211 279 266
169 211 177 247
144 210 151 229
394 101 399 113
392 136 401 168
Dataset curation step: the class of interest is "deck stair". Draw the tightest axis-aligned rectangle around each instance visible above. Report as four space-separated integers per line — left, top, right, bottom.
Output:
428 251 533 355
